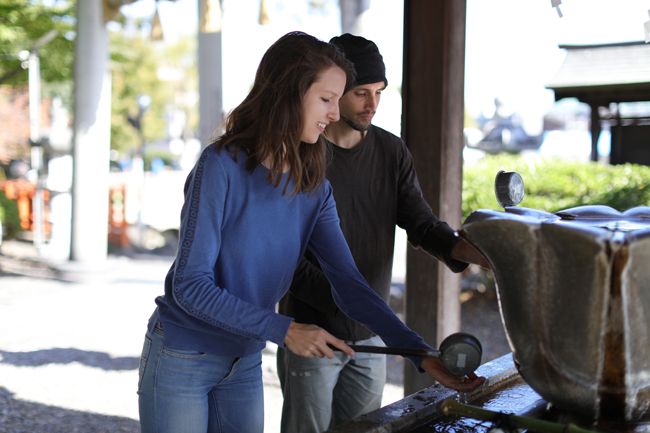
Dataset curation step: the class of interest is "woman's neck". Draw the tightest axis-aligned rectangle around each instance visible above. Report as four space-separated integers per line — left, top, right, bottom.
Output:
261 147 290 172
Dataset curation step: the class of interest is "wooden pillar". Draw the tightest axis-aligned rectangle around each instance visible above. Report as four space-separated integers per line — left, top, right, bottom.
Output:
401 0 467 396
589 102 601 162
610 105 623 165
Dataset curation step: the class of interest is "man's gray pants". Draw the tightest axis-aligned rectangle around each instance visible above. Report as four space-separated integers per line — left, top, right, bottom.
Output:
277 335 386 433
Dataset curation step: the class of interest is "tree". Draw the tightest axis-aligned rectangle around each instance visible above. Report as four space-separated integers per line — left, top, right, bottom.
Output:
0 0 75 167
109 24 198 162
160 34 199 141
0 0 76 86
109 24 168 157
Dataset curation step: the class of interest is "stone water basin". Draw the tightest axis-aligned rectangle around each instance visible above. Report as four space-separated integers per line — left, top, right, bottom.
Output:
460 204 650 422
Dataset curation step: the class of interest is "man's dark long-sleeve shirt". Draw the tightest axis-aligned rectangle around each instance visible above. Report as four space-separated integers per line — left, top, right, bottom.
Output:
278 125 468 340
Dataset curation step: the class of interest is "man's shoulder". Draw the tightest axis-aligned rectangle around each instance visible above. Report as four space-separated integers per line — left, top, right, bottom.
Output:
367 125 410 157
369 124 404 145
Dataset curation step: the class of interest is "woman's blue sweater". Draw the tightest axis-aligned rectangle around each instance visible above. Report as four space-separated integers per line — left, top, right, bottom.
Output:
147 143 431 363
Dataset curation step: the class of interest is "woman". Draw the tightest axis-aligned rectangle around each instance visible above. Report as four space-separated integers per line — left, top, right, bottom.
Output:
138 31 484 433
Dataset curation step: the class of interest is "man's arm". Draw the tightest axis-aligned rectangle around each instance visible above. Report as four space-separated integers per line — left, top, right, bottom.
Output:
285 251 339 317
395 140 487 271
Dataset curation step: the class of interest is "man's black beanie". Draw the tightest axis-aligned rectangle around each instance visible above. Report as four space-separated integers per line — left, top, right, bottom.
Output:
329 33 387 88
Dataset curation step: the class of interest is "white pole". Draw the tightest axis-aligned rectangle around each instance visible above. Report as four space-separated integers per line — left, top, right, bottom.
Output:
70 0 111 265
28 52 40 144
28 51 44 250
198 0 223 147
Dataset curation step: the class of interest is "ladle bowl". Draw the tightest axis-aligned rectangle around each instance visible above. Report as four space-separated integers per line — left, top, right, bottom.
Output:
332 332 482 377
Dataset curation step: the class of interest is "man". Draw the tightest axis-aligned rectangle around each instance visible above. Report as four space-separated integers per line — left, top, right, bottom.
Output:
277 34 486 433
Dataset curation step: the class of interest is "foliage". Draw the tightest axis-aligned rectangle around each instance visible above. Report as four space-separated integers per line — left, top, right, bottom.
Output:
0 189 22 239
144 147 179 170
109 26 166 155
0 0 74 163
0 0 76 86
464 106 478 129
1 2 199 165
162 34 198 140
109 27 198 156
462 154 650 219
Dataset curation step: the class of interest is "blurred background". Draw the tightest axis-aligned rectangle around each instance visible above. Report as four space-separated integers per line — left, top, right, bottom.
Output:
2 0 650 268
2 2 650 431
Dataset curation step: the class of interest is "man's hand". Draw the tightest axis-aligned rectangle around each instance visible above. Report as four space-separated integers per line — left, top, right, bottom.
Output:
284 322 355 359
421 357 486 392
451 238 490 270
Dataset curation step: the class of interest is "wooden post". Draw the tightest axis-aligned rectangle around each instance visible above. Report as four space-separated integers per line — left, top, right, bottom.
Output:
590 102 601 162
401 0 467 395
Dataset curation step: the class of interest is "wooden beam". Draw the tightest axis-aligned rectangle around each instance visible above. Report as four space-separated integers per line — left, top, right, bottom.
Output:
402 0 467 395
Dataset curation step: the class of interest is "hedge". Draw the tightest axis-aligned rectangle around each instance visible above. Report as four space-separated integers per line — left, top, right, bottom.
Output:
462 154 650 219
0 190 22 240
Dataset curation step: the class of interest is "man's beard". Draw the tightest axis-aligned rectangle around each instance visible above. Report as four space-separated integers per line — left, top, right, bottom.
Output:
342 115 371 132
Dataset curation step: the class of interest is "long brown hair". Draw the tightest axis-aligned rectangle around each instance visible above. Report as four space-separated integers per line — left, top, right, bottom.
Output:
216 31 355 196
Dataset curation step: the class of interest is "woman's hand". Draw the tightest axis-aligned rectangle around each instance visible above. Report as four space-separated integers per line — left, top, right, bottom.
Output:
284 322 355 359
421 357 486 392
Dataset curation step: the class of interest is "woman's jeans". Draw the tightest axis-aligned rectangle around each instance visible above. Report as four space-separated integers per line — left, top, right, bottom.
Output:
138 323 264 433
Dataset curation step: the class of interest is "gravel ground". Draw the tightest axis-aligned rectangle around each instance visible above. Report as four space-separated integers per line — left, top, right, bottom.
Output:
0 241 511 433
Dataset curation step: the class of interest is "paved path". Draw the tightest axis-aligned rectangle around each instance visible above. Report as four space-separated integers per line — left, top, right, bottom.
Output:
0 240 403 432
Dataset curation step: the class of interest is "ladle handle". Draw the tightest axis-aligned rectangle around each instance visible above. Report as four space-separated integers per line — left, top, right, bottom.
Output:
332 345 440 359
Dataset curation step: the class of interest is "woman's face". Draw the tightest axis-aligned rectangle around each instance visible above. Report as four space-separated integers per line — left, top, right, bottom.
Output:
300 66 347 144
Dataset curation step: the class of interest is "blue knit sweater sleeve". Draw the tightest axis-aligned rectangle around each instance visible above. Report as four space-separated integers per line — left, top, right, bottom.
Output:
308 189 434 369
168 147 293 348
